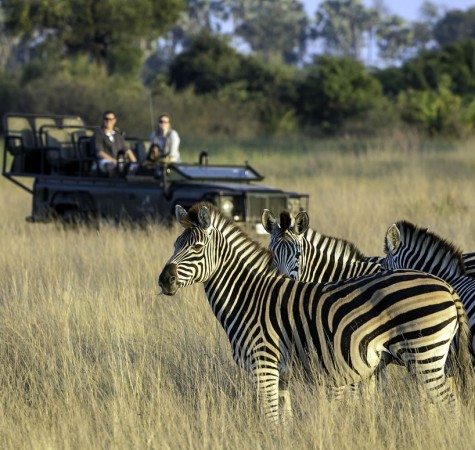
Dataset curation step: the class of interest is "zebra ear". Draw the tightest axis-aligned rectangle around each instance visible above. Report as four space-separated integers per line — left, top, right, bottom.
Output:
294 211 309 235
198 205 212 229
386 224 401 253
261 209 277 234
175 205 188 226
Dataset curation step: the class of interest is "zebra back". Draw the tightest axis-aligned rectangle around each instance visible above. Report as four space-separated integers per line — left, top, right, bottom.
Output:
261 209 381 282
463 252 475 277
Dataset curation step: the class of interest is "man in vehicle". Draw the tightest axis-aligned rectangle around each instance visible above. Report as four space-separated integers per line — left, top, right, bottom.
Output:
92 111 138 176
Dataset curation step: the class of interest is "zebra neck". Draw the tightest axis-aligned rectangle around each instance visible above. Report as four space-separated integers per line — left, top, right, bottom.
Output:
203 226 277 329
304 229 364 261
301 232 378 283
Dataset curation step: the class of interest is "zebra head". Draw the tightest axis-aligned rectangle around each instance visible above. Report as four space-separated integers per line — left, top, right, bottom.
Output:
383 221 465 278
261 209 309 280
159 203 219 295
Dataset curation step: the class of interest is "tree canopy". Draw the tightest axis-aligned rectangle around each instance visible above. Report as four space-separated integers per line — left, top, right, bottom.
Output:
3 0 185 71
3 0 475 137
298 56 383 131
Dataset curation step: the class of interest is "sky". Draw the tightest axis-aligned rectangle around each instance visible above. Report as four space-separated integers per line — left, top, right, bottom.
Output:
303 0 475 21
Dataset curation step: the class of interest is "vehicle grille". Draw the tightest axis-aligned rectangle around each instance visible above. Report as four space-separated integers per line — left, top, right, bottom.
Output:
245 193 288 223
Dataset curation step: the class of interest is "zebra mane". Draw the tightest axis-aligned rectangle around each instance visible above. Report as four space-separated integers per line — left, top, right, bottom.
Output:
389 220 465 275
187 201 275 265
277 210 366 263
304 228 367 262
279 211 292 231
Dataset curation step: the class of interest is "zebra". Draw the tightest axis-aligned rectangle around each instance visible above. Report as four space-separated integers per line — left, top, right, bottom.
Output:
260 210 391 392
159 202 470 423
366 250 475 277
382 220 475 354
261 209 475 281
261 209 381 281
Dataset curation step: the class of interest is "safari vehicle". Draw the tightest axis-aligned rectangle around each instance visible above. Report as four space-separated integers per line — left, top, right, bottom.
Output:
1 113 309 231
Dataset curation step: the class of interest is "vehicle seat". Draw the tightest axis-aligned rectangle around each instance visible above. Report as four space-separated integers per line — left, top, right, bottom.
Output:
4 115 40 173
45 127 76 173
34 117 57 146
5 116 36 151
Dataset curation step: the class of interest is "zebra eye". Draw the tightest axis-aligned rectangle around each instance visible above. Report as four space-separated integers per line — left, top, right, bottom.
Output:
192 243 204 251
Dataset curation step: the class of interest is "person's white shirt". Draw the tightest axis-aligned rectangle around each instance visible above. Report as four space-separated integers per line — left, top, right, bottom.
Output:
149 128 181 162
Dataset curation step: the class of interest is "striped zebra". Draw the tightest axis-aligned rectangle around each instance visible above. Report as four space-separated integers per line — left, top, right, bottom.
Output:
261 209 381 281
261 209 475 280
366 251 475 276
159 202 470 423
383 220 475 353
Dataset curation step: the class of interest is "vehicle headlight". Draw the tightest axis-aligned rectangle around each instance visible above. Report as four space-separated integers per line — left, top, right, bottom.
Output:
219 196 234 217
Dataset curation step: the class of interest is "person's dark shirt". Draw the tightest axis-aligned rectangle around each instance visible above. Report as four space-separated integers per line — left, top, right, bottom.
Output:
93 127 127 158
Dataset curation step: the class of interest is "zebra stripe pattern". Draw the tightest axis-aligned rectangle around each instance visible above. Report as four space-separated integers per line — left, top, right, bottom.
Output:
261 209 381 282
159 202 470 423
463 252 475 277
383 220 475 354
365 242 475 277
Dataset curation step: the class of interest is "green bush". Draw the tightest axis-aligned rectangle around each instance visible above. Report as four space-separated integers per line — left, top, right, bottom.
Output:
397 75 464 136
167 32 299 133
297 56 384 134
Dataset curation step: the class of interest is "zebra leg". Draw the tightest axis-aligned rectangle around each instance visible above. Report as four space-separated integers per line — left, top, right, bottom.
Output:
406 353 458 413
253 365 281 424
279 378 293 422
365 361 389 395
327 385 348 401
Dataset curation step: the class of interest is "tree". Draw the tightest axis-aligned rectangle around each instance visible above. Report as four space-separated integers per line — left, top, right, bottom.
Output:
297 55 383 132
433 6 475 47
232 0 309 64
168 32 244 94
376 15 413 64
373 66 407 98
410 1 441 54
167 32 298 132
312 0 381 61
401 40 475 97
2 0 185 73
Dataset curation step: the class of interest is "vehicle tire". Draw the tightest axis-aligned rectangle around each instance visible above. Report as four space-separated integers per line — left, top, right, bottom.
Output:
57 207 88 227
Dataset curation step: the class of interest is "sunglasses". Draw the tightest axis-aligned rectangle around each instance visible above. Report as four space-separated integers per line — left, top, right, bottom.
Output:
103 117 115 121
159 120 169 124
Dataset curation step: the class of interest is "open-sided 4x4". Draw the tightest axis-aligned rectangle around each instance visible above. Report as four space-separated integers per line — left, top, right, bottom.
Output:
1 113 309 232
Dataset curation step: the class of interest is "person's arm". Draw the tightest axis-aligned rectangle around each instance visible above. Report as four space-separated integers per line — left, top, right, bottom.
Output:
169 130 181 162
125 148 137 163
117 133 137 163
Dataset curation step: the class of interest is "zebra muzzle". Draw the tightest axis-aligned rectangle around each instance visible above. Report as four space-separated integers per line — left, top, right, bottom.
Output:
158 263 180 295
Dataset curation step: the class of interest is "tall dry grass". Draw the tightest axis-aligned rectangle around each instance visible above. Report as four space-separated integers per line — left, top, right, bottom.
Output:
1 134 475 449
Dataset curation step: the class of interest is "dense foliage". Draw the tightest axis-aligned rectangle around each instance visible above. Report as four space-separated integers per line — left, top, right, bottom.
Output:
2 0 475 137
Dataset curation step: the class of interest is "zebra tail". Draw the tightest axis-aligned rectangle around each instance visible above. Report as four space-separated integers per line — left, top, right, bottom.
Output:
453 293 473 398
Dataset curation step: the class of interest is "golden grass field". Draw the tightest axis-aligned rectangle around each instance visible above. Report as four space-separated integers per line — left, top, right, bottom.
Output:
1 134 475 449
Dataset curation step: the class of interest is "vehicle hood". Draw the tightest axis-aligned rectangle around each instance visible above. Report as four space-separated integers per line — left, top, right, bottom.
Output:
173 180 289 193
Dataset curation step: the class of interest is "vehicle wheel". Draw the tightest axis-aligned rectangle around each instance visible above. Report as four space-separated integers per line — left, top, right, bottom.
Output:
57 207 88 227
